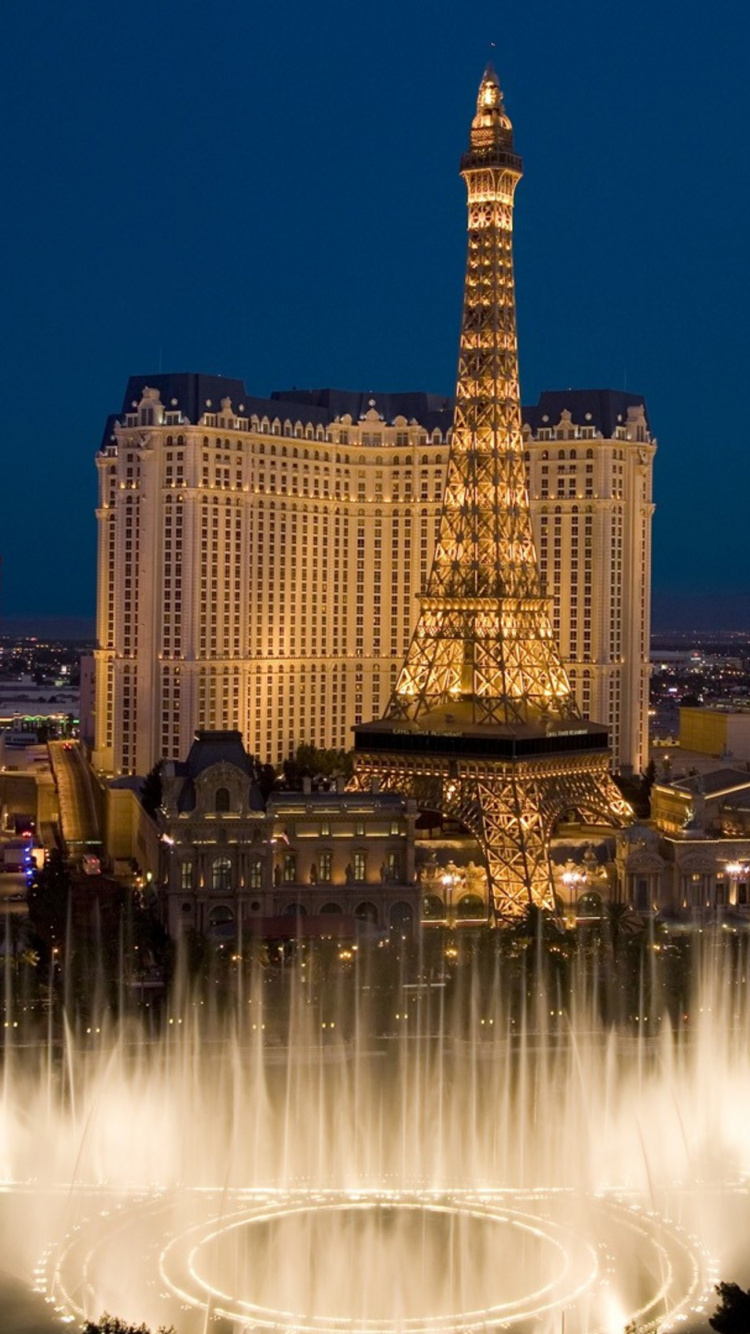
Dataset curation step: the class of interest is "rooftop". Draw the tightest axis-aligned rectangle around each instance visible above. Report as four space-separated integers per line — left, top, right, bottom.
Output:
664 769 750 799
101 375 649 448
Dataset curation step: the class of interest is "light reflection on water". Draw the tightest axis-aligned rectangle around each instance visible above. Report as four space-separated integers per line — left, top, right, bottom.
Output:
1 941 749 1332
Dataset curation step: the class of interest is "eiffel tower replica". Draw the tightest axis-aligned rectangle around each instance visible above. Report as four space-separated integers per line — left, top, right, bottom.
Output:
353 65 631 921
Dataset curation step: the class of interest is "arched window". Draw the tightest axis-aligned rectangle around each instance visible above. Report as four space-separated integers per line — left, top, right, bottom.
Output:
212 857 232 892
208 904 235 939
389 902 414 933
422 895 446 920
215 787 230 813
355 901 378 924
456 894 485 920
320 902 342 914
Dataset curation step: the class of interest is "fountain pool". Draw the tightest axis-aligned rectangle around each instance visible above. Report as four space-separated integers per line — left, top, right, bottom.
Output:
1 940 749 1333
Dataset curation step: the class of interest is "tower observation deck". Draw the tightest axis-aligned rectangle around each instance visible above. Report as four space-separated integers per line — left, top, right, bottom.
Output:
352 66 631 920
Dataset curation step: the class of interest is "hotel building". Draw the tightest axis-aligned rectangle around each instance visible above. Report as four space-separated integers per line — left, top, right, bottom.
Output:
93 376 654 778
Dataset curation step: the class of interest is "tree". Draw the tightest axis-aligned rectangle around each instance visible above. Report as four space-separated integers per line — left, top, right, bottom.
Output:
26 848 71 948
602 900 643 958
510 902 566 946
83 1315 175 1334
282 744 353 790
140 761 163 817
709 1282 750 1333
252 756 278 801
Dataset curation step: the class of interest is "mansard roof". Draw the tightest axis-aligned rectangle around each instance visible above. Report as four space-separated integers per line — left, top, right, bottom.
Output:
172 729 264 813
101 374 649 447
100 372 333 447
270 388 455 433
522 389 650 437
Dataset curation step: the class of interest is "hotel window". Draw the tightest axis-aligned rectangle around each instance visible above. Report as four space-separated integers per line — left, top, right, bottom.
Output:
180 862 193 891
211 857 232 893
353 851 366 882
283 853 297 883
319 851 333 882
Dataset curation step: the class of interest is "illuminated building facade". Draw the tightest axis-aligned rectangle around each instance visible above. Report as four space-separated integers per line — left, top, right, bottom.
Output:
353 66 630 919
158 729 419 940
93 377 652 780
93 379 451 777
522 389 655 775
93 72 653 787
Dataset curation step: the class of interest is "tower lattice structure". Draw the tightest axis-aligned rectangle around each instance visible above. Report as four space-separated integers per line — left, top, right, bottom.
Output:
353 66 631 920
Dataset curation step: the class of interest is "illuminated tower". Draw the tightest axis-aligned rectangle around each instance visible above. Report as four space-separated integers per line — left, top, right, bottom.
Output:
353 67 630 919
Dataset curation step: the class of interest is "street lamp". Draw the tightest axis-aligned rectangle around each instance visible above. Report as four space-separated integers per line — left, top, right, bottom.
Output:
724 861 749 907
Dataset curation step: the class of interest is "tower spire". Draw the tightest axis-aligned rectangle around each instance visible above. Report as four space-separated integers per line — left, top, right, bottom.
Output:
352 70 630 920
389 67 574 728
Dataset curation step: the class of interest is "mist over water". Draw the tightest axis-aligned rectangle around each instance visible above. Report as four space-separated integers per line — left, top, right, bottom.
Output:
0 935 748 1332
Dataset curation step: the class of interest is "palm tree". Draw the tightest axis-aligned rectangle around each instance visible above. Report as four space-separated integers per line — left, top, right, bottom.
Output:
602 899 643 958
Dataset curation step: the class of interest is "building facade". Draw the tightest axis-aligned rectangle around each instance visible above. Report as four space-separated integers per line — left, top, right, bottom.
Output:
94 378 654 779
523 389 656 775
158 730 419 940
678 706 750 763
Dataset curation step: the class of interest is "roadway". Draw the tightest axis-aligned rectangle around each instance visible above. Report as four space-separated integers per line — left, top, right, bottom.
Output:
48 742 102 853
0 871 30 916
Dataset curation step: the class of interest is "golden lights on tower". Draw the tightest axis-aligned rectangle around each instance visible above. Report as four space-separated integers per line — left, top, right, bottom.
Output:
353 67 631 920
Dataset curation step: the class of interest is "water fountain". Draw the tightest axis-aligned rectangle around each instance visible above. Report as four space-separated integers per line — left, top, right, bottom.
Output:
1 934 749 1333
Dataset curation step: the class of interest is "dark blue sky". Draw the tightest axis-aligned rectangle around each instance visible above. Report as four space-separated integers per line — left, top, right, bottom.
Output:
1 0 748 628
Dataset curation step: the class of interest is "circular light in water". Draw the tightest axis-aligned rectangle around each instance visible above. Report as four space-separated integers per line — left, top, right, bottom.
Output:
44 1186 710 1334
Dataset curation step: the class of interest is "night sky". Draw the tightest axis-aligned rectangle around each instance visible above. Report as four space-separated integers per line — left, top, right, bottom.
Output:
1 0 749 629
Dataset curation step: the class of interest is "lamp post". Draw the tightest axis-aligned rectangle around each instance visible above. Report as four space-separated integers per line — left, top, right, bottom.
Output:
561 868 588 916
724 861 749 908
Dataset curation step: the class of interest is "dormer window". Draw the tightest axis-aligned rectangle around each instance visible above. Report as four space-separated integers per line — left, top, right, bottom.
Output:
215 786 231 813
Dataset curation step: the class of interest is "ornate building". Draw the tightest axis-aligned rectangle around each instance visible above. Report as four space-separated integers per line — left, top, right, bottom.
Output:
93 379 451 777
93 376 653 779
522 390 655 775
158 730 419 940
353 67 630 919
93 78 654 784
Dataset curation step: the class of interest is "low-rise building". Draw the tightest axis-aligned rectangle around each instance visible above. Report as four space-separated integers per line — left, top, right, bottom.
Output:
158 730 420 940
679 707 750 763
651 768 750 837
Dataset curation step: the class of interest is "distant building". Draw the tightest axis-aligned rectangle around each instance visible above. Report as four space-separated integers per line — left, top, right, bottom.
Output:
157 730 420 940
679 706 750 763
93 378 654 778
